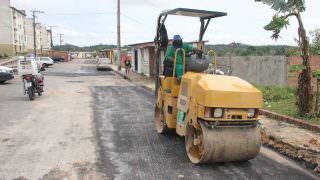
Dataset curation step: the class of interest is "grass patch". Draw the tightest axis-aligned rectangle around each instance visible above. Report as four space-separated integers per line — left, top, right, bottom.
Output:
255 85 320 125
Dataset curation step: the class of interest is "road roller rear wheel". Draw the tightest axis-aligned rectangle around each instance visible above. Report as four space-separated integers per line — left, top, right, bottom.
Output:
185 122 204 164
154 105 168 134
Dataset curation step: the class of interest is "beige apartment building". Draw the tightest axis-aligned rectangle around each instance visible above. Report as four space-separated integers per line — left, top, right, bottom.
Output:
0 0 52 56
40 26 52 54
25 20 52 54
0 0 26 56
35 23 41 54
25 18 34 53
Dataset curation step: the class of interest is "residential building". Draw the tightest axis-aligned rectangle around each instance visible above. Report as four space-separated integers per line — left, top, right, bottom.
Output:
25 18 34 52
0 0 26 56
40 26 52 54
35 23 41 54
128 40 202 78
25 20 52 54
46 29 52 52
128 42 156 78
11 7 26 55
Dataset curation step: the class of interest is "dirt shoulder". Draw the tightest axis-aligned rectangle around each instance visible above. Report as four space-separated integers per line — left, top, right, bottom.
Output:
261 117 320 172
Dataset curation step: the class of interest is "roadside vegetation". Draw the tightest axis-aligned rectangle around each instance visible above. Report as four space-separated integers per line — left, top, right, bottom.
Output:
256 0 313 115
256 85 320 125
52 44 116 52
310 29 320 55
0 53 9 59
206 43 297 56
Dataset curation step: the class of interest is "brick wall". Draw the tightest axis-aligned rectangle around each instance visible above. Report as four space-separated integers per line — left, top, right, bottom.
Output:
48 51 69 62
287 55 320 87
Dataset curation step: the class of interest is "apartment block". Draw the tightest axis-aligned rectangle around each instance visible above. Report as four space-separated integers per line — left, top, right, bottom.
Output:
0 0 52 56
25 18 34 52
0 0 26 56
25 21 52 54
40 26 52 54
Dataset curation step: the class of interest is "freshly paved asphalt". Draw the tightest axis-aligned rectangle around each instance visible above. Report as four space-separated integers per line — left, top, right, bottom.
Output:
92 84 319 180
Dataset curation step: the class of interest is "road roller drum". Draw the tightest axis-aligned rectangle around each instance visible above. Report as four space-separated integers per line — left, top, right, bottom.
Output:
185 120 261 164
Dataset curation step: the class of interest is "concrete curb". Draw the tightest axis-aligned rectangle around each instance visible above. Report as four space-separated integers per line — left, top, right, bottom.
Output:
260 109 320 133
111 68 132 82
111 68 154 92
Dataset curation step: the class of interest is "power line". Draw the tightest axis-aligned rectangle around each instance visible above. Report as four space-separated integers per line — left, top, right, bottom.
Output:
120 12 153 28
57 33 64 46
117 0 121 70
43 12 115 16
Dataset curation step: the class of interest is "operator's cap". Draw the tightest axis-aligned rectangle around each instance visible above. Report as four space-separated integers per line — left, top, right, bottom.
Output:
173 34 182 41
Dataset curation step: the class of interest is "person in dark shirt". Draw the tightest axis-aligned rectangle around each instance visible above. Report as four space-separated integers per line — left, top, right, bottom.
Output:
125 58 131 75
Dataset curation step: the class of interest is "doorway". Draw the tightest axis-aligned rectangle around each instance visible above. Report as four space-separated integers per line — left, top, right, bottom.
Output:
134 50 138 71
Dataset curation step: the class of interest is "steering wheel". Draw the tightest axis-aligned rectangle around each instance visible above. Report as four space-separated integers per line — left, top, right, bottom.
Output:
188 49 203 58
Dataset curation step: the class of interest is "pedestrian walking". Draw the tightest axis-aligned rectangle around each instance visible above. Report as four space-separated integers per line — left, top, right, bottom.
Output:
125 58 131 76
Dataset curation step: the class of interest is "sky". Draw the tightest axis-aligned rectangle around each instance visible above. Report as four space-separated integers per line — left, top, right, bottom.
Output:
10 0 320 46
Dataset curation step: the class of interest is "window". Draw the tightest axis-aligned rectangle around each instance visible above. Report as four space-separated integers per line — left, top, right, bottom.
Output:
41 57 49 61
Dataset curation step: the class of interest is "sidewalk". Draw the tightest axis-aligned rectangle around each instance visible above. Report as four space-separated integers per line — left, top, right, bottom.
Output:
111 65 320 173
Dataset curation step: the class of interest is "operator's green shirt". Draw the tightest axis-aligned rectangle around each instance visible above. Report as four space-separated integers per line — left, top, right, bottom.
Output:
165 44 193 78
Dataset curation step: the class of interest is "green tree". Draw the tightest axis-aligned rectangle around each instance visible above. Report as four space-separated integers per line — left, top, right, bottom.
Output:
246 46 257 55
310 29 320 55
255 0 312 115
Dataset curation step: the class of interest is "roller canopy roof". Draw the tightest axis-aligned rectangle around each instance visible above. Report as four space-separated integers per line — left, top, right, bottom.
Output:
160 8 227 19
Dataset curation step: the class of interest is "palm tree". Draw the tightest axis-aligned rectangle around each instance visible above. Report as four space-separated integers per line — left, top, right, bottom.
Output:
255 0 312 115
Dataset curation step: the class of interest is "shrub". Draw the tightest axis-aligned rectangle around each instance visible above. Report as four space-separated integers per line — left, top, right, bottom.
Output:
256 85 296 103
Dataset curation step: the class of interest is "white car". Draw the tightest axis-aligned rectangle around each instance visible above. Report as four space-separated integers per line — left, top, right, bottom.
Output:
36 57 54 68
96 58 111 71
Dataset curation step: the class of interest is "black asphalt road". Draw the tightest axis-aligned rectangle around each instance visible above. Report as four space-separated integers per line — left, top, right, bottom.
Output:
92 85 319 180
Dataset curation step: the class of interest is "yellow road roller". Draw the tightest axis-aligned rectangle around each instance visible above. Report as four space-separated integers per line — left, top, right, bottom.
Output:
154 8 263 164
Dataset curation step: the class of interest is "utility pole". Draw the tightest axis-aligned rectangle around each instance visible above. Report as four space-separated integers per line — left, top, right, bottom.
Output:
117 0 121 70
228 41 236 75
48 25 57 48
57 33 64 46
31 10 44 56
